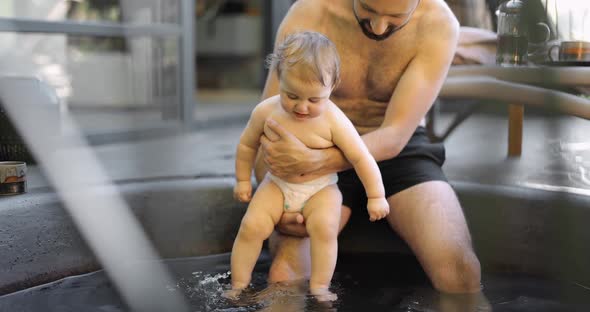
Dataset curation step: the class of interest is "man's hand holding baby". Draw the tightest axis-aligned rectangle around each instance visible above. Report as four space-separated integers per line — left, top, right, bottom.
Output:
260 118 324 182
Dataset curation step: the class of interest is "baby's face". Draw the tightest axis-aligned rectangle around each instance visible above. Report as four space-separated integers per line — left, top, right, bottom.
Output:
278 67 333 121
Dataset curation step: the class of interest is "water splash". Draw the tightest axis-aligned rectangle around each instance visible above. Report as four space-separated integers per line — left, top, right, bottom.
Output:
170 270 266 311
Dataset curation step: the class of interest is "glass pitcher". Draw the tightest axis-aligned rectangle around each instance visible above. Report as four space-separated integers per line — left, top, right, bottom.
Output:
496 0 550 66
496 0 529 65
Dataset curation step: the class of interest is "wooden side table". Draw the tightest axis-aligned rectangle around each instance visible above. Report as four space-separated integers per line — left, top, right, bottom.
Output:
508 104 524 156
441 65 590 157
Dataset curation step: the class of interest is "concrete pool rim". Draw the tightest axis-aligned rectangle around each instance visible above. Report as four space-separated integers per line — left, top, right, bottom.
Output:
1 176 589 296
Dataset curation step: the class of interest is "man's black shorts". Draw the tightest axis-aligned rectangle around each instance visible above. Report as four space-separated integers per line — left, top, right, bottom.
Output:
337 126 447 211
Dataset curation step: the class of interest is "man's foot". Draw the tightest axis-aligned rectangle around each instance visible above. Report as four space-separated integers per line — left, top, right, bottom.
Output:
310 287 337 302
268 258 304 282
222 288 243 300
267 235 311 282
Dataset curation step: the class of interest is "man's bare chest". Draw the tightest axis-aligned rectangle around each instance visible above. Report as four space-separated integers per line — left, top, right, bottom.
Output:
326 29 417 101
337 57 408 102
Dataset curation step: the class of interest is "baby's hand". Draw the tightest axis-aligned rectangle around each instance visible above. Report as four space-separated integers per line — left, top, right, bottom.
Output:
233 181 252 202
367 197 389 222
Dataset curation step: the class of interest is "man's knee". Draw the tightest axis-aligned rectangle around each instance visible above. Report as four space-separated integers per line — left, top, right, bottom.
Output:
430 249 481 293
267 233 312 282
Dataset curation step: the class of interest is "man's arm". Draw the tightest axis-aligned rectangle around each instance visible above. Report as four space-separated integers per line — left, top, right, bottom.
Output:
261 0 316 100
362 15 460 161
261 59 280 100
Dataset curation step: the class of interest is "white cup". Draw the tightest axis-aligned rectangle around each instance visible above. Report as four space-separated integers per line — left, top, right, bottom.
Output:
548 40 590 62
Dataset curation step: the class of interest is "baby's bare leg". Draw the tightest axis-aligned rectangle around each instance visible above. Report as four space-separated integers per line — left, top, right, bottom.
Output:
231 178 284 290
301 184 342 301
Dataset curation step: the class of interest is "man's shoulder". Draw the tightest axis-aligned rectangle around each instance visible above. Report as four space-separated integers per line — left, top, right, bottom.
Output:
281 0 335 31
288 0 330 15
416 0 459 38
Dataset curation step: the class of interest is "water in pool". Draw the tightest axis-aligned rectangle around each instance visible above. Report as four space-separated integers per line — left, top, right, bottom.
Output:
1 252 589 311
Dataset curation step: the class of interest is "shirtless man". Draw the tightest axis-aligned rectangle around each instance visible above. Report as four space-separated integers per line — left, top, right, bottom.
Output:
256 0 482 294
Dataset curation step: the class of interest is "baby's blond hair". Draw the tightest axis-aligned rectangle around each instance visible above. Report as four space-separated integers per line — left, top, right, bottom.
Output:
266 31 340 87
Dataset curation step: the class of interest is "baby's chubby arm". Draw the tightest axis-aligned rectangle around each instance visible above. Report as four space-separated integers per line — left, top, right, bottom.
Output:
234 99 274 202
329 106 389 221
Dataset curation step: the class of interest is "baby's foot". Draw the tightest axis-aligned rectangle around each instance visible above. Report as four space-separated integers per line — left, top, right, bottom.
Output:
310 287 338 302
222 288 243 300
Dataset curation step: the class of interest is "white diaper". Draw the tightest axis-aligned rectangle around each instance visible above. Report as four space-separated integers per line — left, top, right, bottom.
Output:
268 173 338 212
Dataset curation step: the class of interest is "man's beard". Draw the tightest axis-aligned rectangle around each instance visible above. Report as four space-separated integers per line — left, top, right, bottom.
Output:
356 18 396 41
352 0 416 41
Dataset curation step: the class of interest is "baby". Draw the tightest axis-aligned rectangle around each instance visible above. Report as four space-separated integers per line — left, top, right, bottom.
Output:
227 31 389 301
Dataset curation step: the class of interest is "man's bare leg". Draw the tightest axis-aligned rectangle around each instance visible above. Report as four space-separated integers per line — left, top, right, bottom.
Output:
266 180 481 294
267 207 351 283
385 181 481 293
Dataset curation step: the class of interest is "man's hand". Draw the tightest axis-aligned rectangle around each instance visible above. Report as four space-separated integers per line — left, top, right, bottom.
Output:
367 197 389 222
260 118 322 181
275 212 308 237
233 181 252 202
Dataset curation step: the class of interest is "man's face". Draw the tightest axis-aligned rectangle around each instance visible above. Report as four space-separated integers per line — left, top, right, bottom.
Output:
352 0 420 41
